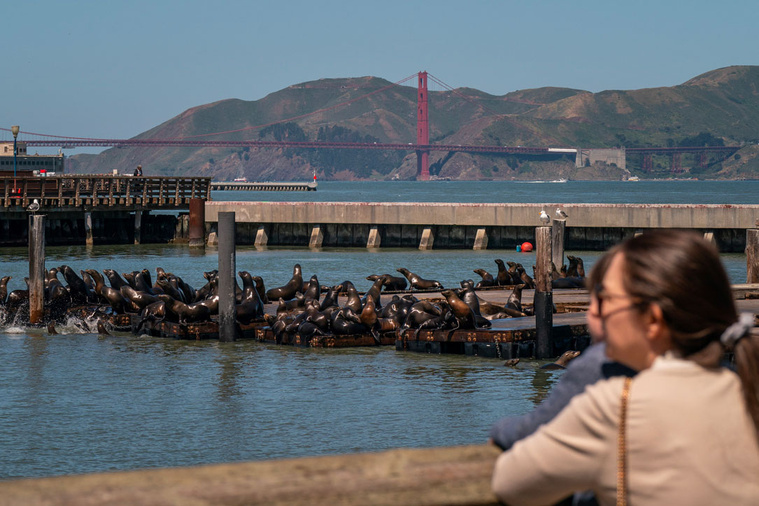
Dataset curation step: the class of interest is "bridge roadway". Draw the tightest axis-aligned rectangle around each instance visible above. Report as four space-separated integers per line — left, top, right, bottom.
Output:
205 201 759 252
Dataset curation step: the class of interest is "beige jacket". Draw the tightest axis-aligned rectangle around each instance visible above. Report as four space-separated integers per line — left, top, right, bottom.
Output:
492 355 759 505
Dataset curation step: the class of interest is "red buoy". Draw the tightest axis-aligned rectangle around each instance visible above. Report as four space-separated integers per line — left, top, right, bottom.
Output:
520 241 533 252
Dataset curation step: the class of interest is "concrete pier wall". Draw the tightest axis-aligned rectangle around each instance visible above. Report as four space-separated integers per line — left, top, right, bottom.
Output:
206 202 759 252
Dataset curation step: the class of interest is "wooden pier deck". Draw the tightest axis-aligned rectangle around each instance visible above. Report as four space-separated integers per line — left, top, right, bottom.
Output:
210 181 317 192
1 175 211 210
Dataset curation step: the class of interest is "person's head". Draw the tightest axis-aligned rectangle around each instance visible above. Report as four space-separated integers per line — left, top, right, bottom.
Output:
588 230 737 371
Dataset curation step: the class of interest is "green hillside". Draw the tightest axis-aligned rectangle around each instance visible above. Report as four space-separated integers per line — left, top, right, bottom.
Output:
67 66 759 180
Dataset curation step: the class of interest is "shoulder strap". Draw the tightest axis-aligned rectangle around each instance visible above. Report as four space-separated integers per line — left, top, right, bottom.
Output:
617 377 632 506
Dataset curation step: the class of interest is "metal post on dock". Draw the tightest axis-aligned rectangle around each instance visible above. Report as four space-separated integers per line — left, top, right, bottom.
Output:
218 212 237 342
534 225 553 359
188 198 205 248
747 219 759 283
29 214 45 325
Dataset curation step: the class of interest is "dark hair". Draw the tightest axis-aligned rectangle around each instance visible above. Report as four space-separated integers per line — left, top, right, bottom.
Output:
610 230 759 434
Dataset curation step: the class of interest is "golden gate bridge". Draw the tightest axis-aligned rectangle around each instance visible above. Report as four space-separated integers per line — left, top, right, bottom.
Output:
2 72 740 179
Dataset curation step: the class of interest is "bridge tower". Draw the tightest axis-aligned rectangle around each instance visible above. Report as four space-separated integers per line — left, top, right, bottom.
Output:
416 71 430 180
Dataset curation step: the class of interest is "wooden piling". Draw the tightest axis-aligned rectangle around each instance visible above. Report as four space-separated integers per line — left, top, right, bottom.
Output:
84 211 93 247
309 225 323 249
189 198 205 248
552 218 566 271
28 214 45 325
473 228 488 250
534 225 553 359
133 211 142 245
218 212 237 342
419 227 434 250
747 220 759 283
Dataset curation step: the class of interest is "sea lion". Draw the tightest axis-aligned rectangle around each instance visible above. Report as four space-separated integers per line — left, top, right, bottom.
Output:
304 304 330 332
96 319 111 336
343 281 363 314
361 277 385 309
540 350 582 370
457 280 491 327
157 278 185 302
506 284 525 313
0 275 10 305
503 358 520 367
47 322 58 335
441 289 488 330
516 264 535 289
266 264 303 301
366 274 407 292
136 269 155 294
59 265 92 305
566 256 579 278
359 295 381 343
396 268 443 290
103 269 129 291
135 300 167 333
575 257 585 278
120 285 160 310
319 284 342 311
303 275 321 302
505 261 522 285
473 268 496 289
157 294 211 324
331 307 369 336
252 275 268 304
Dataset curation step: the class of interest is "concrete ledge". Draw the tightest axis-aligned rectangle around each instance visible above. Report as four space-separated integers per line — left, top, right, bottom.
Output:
0 445 501 506
205 201 759 229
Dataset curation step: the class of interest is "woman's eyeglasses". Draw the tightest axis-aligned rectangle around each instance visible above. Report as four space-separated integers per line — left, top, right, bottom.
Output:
592 284 648 319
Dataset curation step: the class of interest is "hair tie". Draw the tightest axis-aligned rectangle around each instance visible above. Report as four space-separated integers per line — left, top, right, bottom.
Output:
720 313 754 348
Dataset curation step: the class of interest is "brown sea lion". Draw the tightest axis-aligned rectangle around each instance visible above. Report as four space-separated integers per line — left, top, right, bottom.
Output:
396 268 443 290
47 322 58 335
441 289 488 330
473 268 496 289
265 264 303 302
120 285 160 310
0 275 11 305
157 294 211 324
344 281 363 314
96 319 111 335
103 269 129 290
494 259 511 286
366 274 407 292
503 358 520 367
540 350 582 370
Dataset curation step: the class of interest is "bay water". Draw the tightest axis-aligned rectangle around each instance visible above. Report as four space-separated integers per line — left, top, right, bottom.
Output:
1 180 754 479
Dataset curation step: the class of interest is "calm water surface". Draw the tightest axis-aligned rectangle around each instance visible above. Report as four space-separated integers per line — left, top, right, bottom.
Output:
0 180 752 479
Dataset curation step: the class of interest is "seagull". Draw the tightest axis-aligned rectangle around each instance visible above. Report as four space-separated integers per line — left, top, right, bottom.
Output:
27 199 40 213
539 210 550 224
556 208 568 219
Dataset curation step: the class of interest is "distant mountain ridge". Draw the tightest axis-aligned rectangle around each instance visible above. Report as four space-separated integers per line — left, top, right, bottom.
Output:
67 66 759 180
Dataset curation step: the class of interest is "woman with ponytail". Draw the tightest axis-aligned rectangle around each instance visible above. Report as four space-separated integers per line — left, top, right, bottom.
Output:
492 230 759 505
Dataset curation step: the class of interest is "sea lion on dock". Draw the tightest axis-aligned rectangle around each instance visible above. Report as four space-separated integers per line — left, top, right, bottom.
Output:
441 289 488 330
303 275 322 302
366 274 407 292
359 295 381 343
157 294 211 324
252 275 268 304
516 265 535 289
396 268 443 290
540 350 582 370
331 307 369 336
362 277 385 309
473 269 496 289
103 269 129 291
494 259 511 286
120 285 160 311
506 284 525 313
135 301 167 333
319 284 342 311
343 281 363 314
566 256 579 278
59 265 93 305
506 261 521 285
266 264 303 302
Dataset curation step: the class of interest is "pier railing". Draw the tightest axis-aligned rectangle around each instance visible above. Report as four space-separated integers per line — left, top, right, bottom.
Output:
0 175 212 210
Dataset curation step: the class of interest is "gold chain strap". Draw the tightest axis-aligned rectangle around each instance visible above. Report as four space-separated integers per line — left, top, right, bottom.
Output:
617 377 632 506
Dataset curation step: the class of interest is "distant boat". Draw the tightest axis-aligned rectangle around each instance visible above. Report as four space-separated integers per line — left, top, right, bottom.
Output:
626 176 640 182
233 177 247 182
549 178 567 183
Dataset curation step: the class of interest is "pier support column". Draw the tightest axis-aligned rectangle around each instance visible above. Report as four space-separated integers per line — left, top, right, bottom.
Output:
218 212 237 342
309 225 323 249
552 218 566 270
703 231 716 247
29 214 45 325
473 228 488 250
419 228 434 250
134 211 142 245
747 220 759 283
84 212 94 247
189 199 205 248
254 225 269 247
534 225 553 359
366 226 381 248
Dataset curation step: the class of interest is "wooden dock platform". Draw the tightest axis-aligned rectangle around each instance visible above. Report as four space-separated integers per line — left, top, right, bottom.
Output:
210 181 317 192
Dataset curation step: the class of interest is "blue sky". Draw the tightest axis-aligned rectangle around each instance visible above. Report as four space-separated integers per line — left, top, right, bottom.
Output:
2 0 756 152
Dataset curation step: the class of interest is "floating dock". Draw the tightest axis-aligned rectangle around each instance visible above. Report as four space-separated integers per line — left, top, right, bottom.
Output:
210 181 317 192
